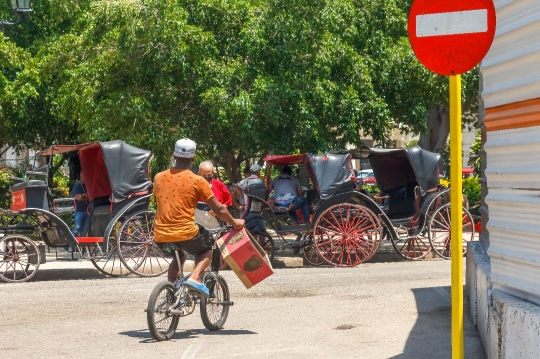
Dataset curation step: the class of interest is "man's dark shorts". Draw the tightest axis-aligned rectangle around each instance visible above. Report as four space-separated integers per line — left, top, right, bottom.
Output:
157 225 213 256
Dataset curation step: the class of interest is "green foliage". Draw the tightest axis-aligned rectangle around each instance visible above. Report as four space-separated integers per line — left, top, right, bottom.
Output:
405 140 418 147
0 168 11 209
1 0 479 183
468 130 481 176
363 184 380 193
463 176 481 215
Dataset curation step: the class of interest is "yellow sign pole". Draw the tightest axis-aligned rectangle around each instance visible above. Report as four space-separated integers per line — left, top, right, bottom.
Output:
449 74 464 359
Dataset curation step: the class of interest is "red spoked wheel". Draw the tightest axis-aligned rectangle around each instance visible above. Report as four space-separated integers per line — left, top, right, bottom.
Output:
313 204 382 267
428 203 475 259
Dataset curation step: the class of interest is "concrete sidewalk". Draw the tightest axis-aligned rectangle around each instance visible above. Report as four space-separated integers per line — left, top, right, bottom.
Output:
14 236 443 282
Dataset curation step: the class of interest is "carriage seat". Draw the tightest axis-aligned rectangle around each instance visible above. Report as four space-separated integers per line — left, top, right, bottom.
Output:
88 196 111 237
90 196 111 214
11 180 47 191
384 183 417 217
244 183 268 201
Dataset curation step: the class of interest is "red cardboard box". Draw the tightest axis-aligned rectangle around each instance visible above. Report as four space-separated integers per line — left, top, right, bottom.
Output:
216 228 274 289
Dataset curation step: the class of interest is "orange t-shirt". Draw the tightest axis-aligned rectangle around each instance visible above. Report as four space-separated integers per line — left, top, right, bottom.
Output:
153 168 214 242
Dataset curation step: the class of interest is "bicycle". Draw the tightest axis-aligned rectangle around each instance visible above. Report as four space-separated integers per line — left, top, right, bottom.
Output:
146 226 234 341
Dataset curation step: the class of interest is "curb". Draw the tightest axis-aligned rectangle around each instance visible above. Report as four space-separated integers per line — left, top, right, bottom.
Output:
5 245 446 283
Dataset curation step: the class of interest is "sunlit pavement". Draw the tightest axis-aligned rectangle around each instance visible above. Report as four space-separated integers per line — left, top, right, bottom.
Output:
0 259 484 359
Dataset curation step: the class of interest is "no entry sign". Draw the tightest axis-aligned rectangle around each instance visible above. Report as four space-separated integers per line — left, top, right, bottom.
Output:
408 0 496 76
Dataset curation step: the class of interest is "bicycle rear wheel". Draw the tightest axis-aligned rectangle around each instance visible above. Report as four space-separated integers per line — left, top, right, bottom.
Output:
253 231 275 263
200 274 230 331
147 281 179 341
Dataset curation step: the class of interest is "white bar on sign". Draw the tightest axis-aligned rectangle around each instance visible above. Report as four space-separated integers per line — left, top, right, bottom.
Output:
416 9 488 37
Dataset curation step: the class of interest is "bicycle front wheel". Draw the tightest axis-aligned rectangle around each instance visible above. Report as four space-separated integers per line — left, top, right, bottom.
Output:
200 274 230 331
147 281 179 341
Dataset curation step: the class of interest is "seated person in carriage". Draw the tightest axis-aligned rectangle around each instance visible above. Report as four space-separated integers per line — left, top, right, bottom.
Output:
153 138 244 297
270 166 310 225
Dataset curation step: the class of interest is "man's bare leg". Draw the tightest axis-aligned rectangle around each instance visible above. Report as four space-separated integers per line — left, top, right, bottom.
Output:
189 249 212 284
168 251 188 282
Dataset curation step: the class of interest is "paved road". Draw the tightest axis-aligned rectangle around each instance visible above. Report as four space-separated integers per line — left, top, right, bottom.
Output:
0 260 485 359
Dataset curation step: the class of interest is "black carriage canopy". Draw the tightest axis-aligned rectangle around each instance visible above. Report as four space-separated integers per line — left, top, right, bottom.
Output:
344 146 440 193
264 153 356 200
42 140 152 203
307 154 356 199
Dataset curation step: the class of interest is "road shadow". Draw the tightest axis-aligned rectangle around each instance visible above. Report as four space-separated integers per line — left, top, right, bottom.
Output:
32 268 109 282
388 286 485 359
119 328 257 343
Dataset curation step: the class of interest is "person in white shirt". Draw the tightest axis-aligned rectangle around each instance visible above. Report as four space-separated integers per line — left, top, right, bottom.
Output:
232 167 251 217
235 164 263 217
270 166 310 224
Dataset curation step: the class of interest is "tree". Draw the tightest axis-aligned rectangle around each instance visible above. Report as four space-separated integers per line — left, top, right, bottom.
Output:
0 33 40 155
1 0 480 182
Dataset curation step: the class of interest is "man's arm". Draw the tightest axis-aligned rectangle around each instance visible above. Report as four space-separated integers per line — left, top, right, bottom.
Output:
296 180 303 196
234 185 244 210
205 197 244 229
72 183 88 202
232 192 241 209
75 193 87 202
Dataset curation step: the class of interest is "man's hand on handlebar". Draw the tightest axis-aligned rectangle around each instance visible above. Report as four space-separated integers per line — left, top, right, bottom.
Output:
232 219 245 229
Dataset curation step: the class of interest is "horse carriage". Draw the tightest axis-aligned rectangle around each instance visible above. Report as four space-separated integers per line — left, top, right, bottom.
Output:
242 146 476 267
0 141 168 283
346 146 476 260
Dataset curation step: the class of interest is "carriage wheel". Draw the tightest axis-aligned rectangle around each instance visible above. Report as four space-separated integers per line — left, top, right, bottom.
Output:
117 210 170 277
313 204 382 267
391 227 432 260
302 240 326 266
90 243 132 277
251 231 275 263
428 203 475 259
0 235 40 283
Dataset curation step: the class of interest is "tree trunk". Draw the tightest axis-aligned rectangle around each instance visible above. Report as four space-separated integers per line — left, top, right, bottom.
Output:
418 106 450 154
225 152 243 184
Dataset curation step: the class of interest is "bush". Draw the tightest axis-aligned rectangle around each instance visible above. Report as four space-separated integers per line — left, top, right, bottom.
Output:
0 168 11 209
463 176 481 215
440 177 481 215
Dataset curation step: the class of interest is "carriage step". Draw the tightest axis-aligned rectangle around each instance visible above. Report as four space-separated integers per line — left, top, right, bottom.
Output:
76 237 104 244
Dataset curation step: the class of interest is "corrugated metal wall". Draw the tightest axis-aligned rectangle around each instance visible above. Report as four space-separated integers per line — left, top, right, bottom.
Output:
481 0 540 109
484 128 540 306
481 0 540 306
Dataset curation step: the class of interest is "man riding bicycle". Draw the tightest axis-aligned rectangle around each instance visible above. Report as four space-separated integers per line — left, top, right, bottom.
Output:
153 138 244 297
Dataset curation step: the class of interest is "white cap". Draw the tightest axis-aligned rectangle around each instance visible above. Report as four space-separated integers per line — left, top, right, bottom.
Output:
173 138 196 158
250 163 262 172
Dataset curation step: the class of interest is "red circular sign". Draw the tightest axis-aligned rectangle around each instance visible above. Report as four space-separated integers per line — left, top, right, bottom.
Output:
408 0 496 76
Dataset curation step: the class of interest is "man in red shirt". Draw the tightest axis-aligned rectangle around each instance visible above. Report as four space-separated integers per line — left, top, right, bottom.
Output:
198 160 232 207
